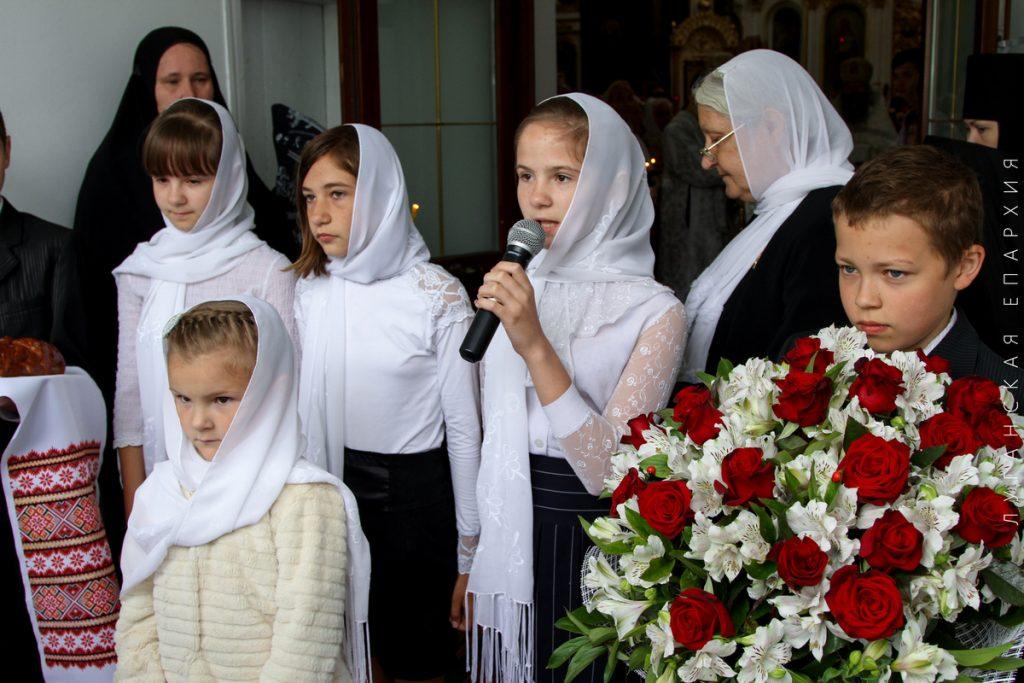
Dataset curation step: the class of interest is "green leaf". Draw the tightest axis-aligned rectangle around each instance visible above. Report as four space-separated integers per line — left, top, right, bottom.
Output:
716 357 735 379
983 565 1024 607
564 644 607 683
602 641 620 683
638 453 670 479
977 656 1024 671
779 433 809 452
952 676 978 683
824 479 841 507
587 626 618 645
805 439 831 455
730 593 751 628
674 555 708 580
547 636 588 668
789 671 814 683
554 614 585 634
948 641 1013 667
624 507 657 538
825 360 847 380
779 420 800 440
912 444 949 468
994 605 1024 627
754 502 777 544
843 418 869 450
697 372 717 389
566 609 593 636
641 556 677 583
746 560 778 581
627 644 650 670
784 466 804 496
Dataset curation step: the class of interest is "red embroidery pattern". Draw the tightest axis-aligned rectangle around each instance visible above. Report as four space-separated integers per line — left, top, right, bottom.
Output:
7 441 119 669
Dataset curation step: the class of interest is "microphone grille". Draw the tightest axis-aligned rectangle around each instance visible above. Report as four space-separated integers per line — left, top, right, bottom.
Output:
507 219 546 256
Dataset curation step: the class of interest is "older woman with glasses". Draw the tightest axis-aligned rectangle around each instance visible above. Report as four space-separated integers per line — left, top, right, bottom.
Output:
681 49 854 380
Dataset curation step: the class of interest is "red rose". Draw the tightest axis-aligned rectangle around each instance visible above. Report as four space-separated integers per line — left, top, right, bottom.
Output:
774 536 828 588
955 487 1020 548
918 412 983 469
947 376 1003 424
974 408 1024 451
621 413 655 449
773 370 832 427
637 480 694 537
610 468 647 518
784 337 835 374
838 434 910 505
860 509 924 572
848 358 905 414
669 588 735 650
916 349 950 375
714 448 776 507
825 565 906 640
672 386 723 445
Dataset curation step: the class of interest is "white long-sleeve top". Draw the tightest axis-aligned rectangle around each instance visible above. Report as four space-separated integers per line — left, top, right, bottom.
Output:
113 245 297 449
294 262 482 572
525 293 686 495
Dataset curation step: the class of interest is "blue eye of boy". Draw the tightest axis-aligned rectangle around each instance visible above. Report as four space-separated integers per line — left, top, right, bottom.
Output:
839 264 856 275
215 397 233 405
886 269 906 279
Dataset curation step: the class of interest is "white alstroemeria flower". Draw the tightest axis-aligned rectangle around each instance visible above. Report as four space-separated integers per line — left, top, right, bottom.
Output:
737 620 793 683
786 446 840 496
908 572 945 620
717 357 781 427
678 639 738 682
606 448 644 490
646 604 676 669
899 495 958 569
891 617 958 683
940 544 992 620
889 350 946 424
774 586 831 661
788 496 858 564
930 456 979 498
589 514 633 544
976 449 1024 505
688 456 725 518
731 510 771 564
856 503 893 530
1011 532 1024 566
621 535 669 588
640 426 690 475
748 574 785 600
583 554 623 596
815 325 870 368
687 512 744 581
591 589 655 639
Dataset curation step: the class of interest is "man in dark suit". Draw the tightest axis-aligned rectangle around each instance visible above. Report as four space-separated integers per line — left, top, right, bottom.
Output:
0 108 84 365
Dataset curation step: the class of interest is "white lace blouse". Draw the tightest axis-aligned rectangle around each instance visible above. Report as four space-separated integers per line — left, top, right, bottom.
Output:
113 246 297 450
525 293 686 495
294 262 482 573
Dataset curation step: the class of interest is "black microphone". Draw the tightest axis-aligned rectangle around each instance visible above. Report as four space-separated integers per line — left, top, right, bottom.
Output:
460 219 546 362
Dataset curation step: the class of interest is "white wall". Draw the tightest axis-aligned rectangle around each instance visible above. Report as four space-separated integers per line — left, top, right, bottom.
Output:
0 0 339 228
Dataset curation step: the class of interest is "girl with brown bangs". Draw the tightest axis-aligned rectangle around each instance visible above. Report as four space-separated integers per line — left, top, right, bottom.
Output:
111 98 297 517
290 125 481 683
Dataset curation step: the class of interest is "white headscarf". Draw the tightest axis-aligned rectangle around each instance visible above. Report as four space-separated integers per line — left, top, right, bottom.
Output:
297 124 430 478
120 295 372 682
682 50 854 380
112 98 266 472
467 92 673 682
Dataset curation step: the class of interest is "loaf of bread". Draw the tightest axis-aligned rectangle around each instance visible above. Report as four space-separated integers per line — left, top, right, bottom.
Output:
0 337 66 377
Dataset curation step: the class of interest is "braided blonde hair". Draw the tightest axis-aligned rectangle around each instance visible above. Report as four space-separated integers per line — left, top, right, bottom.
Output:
165 300 258 376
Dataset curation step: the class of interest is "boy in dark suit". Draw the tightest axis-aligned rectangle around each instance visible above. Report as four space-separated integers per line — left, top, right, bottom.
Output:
0 108 84 365
832 145 1022 408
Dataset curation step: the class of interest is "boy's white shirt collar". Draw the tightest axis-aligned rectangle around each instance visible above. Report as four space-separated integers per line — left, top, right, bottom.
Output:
923 309 958 356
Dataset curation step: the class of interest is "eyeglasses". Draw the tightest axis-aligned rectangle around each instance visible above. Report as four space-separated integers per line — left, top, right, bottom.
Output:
699 128 739 163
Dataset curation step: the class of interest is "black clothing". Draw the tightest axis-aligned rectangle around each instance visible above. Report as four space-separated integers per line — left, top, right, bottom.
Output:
963 53 1024 158
0 201 85 366
704 186 848 374
531 454 628 683
343 444 459 680
932 312 1024 409
924 136 1022 363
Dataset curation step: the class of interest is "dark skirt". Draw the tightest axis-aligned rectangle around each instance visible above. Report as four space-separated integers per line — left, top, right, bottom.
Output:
344 444 459 681
531 454 628 683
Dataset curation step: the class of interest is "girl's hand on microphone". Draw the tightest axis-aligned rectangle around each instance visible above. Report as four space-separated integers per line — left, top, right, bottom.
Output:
475 262 546 362
476 262 571 405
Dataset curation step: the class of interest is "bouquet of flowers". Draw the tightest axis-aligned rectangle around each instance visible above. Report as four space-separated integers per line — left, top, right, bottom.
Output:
552 326 1024 683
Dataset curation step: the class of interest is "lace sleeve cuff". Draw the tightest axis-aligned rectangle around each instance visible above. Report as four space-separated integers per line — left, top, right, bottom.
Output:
457 534 479 574
543 384 593 440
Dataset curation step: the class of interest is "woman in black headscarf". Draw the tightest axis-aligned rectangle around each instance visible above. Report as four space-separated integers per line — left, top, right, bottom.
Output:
72 27 297 554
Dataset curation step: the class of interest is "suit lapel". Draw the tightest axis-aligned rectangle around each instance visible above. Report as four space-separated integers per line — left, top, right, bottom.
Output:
931 313 979 379
0 202 20 282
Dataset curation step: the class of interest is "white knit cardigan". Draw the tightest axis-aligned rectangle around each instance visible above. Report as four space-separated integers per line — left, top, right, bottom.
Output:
115 483 350 682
